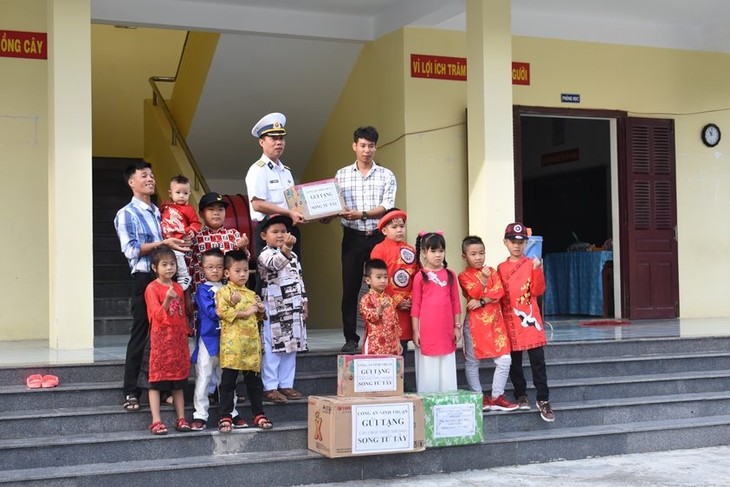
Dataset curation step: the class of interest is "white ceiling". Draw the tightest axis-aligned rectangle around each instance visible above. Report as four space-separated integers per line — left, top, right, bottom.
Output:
90 0 730 186
93 0 730 50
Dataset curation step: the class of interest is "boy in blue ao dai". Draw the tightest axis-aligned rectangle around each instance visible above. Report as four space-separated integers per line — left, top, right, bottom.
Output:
190 248 241 430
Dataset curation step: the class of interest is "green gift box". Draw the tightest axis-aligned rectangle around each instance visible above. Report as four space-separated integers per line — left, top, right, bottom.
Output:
416 390 483 448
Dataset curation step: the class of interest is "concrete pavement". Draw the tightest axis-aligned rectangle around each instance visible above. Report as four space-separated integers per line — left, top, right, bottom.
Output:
305 445 730 486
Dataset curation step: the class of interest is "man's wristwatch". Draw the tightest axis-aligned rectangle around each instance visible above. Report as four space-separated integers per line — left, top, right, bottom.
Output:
479 298 486 307
360 211 368 221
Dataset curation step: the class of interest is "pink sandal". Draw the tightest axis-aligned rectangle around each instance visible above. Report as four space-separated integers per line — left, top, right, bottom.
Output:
26 374 42 389
41 375 59 388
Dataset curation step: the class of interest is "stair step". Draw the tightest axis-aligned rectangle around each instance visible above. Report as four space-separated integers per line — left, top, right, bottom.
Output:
540 336 730 360
92 193 132 207
0 401 308 439
484 390 730 433
94 282 134 299
94 297 131 316
93 235 122 251
2 416 728 485
94 264 133 281
93 157 143 170
0 419 308 469
94 316 132 335
3 348 727 388
2 391 727 441
93 250 130 266
2 369 728 413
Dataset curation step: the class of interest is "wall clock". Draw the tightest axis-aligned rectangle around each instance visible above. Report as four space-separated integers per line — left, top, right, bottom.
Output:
701 123 721 147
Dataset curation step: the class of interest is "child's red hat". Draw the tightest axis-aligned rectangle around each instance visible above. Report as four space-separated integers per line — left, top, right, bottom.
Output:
504 222 529 240
377 210 407 232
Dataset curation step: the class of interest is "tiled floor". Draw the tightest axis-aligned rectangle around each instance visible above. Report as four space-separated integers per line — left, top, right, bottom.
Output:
0 317 728 368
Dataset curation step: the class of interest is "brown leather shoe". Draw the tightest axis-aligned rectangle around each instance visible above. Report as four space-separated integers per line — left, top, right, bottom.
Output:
263 389 288 403
278 387 302 400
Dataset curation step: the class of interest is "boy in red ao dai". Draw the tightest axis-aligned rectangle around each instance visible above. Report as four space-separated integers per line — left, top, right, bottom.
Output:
369 209 418 354
498 223 555 422
359 259 401 355
458 236 519 412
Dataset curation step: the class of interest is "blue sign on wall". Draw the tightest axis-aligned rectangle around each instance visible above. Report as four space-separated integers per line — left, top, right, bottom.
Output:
561 93 580 103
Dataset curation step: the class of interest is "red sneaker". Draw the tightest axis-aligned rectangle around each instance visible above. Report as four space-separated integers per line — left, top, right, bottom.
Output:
489 395 520 411
482 395 492 411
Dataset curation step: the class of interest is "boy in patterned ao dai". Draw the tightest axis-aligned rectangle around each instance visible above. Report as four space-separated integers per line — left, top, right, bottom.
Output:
498 223 555 423
257 215 308 404
215 250 272 431
359 259 402 355
190 192 249 289
458 236 519 412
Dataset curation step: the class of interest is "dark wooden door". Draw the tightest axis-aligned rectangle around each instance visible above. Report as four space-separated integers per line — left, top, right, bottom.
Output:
620 117 679 319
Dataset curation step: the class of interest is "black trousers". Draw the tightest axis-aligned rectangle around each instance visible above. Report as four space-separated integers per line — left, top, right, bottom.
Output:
124 272 154 398
219 368 264 420
340 227 384 343
510 346 550 402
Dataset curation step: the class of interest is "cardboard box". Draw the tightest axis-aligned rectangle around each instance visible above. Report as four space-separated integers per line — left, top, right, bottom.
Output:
337 354 404 397
307 395 426 458
284 178 346 221
418 390 483 448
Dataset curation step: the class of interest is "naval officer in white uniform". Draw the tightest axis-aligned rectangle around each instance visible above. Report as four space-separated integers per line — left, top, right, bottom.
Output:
245 112 305 256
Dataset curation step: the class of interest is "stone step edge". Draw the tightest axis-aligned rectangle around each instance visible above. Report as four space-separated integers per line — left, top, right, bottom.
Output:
3 348 729 380
0 419 307 450
3 390 730 449
3 335 730 373
2 368 730 396
2 415 729 483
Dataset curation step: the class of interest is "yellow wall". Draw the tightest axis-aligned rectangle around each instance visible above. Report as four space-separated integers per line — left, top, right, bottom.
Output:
144 99 207 207
170 31 220 137
301 30 403 328
1 0 50 339
303 29 730 323
511 37 730 317
91 25 186 158
403 28 469 275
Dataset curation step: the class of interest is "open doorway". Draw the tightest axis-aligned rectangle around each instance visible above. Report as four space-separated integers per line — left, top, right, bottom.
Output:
520 116 612 253
515 112 618 320
514 108 680 320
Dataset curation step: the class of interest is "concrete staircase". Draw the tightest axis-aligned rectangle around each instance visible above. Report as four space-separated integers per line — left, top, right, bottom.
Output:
92 158 140 337
1 336 729 485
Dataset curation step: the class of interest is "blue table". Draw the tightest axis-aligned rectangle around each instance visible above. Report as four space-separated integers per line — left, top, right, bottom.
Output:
543 251 613 316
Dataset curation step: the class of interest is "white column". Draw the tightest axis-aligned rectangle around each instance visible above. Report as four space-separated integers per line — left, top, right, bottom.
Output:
466 0 515 254
47 0 94 349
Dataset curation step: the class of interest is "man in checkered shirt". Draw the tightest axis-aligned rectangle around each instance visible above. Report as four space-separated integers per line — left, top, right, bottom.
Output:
334 126 397 353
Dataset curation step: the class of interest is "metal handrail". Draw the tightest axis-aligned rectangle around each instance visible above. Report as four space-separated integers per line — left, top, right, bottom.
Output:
148 75 210 193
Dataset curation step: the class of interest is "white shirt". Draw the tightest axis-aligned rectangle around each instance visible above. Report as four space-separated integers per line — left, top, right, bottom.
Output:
335 161 397 232
245 155 295 222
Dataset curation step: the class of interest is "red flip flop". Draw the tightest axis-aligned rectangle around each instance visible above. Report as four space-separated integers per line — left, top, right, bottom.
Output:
26 374 42 389
41 375 59 388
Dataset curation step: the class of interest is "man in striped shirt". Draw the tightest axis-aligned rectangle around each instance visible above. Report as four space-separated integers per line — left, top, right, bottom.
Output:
334 126 397 353
114 161 189 411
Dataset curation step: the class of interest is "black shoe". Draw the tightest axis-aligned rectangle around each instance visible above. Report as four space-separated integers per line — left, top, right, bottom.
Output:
341 340 359 353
